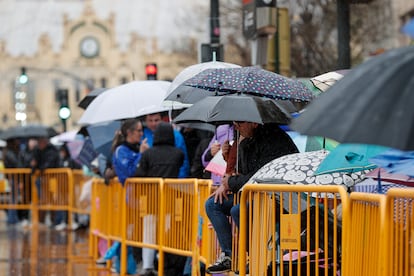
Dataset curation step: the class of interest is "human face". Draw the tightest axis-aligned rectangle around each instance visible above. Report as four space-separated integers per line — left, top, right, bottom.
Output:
233 121 257 138
145 113 162 132
126 122 143 144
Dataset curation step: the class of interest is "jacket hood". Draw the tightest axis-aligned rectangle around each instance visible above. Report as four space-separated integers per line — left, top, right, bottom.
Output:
153 122 175 146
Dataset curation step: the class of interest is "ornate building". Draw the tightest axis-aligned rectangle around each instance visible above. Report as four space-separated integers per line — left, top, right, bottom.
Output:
0 4 207 131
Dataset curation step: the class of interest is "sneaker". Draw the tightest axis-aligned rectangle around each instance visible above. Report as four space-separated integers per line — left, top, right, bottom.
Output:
206 253 232 274
143 268 157 276
54 222 67 231
95 257 107 265
234 263 249 275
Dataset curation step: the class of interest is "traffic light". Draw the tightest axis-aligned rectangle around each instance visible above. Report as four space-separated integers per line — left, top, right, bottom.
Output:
18 67 29 84
145 63 157 80
57 89 71 120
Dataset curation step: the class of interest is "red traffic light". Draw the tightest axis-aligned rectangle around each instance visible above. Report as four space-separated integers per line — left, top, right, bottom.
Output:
145 63 157 80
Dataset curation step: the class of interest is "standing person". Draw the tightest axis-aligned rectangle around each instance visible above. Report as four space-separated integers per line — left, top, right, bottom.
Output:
202 124 234 186
205 122 299 274
3 138 21 225
55 143 82 231
136 122 185 276
142 112 189 178
17 138 38 227
31 136 61 227
108 118 149 274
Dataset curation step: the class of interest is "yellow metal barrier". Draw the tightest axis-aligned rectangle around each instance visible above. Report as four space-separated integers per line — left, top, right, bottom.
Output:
384 188 414 276
0 168 34 218
239 184 348 276
345 192 387 276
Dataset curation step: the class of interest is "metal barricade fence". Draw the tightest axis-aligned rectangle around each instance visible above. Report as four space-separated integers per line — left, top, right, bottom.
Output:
384 188 414 276
344 192 387 276
197 179 214 266
0 168 34 221
239 184 348 276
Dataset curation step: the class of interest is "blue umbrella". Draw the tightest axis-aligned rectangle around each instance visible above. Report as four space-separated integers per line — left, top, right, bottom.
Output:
87 121 121 159
401 18 414 39
369 149 414 178
315 143 390 175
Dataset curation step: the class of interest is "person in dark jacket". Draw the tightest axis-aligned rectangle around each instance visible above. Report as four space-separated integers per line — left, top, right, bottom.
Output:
205 122 299 274
31 137 61 226
136 122 184 178
135 122 185 276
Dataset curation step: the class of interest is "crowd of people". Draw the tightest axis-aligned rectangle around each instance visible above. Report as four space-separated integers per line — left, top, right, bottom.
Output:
0 109 300 275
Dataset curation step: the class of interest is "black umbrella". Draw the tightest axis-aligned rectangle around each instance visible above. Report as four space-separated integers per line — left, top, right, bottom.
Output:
78 88 107 109
0 124 58 140
290 45 414 150
173 94 291 125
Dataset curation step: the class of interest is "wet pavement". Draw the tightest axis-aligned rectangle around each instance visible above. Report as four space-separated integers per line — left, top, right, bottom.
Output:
0 211 114 276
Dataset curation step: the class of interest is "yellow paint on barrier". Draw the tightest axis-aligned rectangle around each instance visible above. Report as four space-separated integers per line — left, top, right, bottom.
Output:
280 214 301 250
48 178 57 194
0 179 6 192
139 195 147 217
175 197 183 222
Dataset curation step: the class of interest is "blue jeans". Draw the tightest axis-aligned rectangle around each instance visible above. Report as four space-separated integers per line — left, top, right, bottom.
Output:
7 179 19 224
205 194 236 257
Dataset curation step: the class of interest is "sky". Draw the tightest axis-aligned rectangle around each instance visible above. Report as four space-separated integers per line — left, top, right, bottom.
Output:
0 0 210 56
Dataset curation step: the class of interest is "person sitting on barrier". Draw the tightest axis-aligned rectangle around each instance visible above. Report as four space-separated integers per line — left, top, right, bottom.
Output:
135 122 185 276
103 118 149 274
205 122 298 274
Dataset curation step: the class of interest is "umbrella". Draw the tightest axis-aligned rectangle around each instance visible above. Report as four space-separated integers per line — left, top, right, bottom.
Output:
368 148 414 177
287 132 339 153
401 18 414 39
310 70 349 92
314 143 390 175
86 121 121 159
0 124 57 140
78 80 173 125
173 94 291 125
50 130 80 144
181 66 314 102
78 87 107 109
66 137 98 168
248 150 366 188
164 61 241 106
290 45 414 150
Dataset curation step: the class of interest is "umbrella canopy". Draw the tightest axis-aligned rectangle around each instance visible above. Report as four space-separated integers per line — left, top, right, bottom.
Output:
0 124 57 140
86 121 121 159
173 94 291 125
78 87 108 109
401 18 414 39
310 70 349 92
181 66 314 102
314 143 390 175
248 150 366 188
368 149 414 178
164 61 241 105
290 45 414 150
78 80 173 125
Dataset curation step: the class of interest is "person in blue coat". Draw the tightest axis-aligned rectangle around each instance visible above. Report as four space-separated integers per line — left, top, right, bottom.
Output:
141 112 189 178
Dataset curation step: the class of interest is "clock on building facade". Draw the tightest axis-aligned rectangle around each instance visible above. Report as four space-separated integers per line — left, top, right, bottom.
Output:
80 36 100 58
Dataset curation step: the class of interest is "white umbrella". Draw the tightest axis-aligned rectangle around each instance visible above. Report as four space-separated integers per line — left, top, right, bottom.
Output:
78 80 173 125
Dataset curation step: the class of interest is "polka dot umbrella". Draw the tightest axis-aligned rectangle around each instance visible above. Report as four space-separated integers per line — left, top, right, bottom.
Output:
248 150 367 189
181 66 314 102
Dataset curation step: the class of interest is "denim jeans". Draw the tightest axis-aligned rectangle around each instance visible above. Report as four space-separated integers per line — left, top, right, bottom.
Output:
7 179 19 224
205 193 236 257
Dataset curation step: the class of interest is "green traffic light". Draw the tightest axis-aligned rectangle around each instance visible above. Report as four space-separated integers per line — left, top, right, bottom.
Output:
59 106 71 120
19 74 28 84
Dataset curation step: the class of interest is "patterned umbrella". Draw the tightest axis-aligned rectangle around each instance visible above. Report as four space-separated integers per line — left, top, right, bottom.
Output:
248 150 366 188
181 66 314 102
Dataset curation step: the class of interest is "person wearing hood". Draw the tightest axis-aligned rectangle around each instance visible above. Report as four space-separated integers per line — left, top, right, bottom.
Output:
135 122 185 276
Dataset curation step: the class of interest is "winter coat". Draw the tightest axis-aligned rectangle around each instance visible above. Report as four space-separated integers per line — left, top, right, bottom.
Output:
142 126 189 178
136 122 184 178
32 143 60 170
112 142 141 185
228 124 299 193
